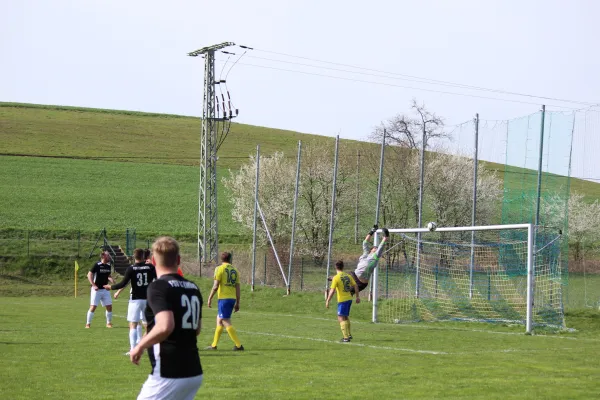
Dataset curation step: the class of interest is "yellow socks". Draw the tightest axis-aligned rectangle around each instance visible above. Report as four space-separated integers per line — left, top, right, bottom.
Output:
340 320 350 338
347 320 352 337
212 325 224 347
226 325 242 347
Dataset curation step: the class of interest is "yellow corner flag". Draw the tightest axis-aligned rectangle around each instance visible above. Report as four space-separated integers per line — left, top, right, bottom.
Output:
74 261 80 298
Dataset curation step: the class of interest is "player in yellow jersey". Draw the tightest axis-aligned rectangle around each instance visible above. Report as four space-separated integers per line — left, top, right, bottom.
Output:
206 252 244 351
326 260 360 342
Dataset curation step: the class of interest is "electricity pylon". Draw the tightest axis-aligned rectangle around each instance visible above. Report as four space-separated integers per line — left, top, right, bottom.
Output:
188 42 235 268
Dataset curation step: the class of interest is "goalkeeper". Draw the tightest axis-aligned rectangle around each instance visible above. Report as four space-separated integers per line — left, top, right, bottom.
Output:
350 225 389 293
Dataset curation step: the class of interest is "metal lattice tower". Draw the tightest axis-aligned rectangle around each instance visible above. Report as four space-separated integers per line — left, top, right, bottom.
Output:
188 42 234 267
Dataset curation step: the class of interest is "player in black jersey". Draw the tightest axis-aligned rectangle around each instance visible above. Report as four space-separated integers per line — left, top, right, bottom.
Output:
85 251 115 328
104 248 156 354
130 237 203 400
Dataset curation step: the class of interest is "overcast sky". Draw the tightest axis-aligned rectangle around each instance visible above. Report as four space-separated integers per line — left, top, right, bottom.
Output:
2 0 599 178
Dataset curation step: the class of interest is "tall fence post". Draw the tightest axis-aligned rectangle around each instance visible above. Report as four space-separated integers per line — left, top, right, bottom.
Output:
469 113 480 299
415 121 427 299
287 141 302 296
355 149 360 245
251 145 260 292
535 105 546 228
371 129 386 305
325 135 340 297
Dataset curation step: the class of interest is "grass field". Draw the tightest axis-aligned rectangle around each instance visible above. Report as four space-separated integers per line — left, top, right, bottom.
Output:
2 103 599 237
0 155 212 233
0 102 354 169
1 276 600 400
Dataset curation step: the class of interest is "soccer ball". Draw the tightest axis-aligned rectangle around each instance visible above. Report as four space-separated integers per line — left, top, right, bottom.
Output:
427 222 437 232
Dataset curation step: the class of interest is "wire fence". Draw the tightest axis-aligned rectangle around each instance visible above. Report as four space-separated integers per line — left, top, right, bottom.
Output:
1 228 599 311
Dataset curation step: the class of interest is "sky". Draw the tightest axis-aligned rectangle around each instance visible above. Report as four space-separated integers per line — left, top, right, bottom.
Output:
1 0 599 179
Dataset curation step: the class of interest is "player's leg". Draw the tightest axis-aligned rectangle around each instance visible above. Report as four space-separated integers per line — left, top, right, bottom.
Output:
127 300 142 353
100 289 113 327
87 289 100 328
220 299 243 350
138 301 147 339
337 301 352 342
347 317 352 340
207 315 224 350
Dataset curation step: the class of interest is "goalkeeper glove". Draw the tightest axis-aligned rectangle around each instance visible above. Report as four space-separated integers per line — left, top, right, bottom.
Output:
369 224 379 236
382 228 390 238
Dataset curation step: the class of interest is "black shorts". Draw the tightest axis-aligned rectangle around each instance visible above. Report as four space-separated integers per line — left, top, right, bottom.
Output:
349 271 368 292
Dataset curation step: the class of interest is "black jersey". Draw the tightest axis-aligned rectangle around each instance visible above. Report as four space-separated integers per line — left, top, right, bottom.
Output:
89 262 112 287
145 273 203 378
110 262 156 300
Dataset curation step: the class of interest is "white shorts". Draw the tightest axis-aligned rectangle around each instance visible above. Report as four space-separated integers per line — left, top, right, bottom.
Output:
127 299 147 323
90 288 112 307
137 374 203 400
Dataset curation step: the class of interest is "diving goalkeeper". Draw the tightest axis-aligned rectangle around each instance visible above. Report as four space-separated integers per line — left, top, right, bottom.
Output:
350 225 389 293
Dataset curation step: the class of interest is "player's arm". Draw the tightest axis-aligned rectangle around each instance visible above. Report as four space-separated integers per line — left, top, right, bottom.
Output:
325 277 337 308
106 267 132 291
234 283 240 312
207 280 219 308
349 276 361 303
325 288 335 308
196 318 202 336
130 310 174 365
87 269 98 290
375 228 390 257
364 224 379 249
354 284 361 303
196 293 203 336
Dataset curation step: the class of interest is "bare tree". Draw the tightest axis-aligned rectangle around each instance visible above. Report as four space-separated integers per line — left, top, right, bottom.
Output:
370 99 449 150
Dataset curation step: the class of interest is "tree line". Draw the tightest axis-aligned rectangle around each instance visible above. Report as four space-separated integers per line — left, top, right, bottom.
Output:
223 100 599 265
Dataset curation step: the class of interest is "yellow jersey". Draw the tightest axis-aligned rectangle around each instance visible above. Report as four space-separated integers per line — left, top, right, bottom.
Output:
214 262 239 299
330 271 356 303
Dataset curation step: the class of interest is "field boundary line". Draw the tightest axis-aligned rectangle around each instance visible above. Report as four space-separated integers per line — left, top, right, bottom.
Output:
2 299 598 343
237 310 595 341
238 330 447 355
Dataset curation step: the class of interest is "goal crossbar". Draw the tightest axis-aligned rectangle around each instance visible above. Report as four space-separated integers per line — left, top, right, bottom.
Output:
378 223 532 234
372 223 542 333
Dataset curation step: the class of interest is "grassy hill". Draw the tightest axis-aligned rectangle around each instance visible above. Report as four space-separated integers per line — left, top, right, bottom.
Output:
1 102 598 237
0 102 370 169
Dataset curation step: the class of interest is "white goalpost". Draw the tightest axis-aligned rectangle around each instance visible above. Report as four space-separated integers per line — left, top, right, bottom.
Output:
372 223 565 333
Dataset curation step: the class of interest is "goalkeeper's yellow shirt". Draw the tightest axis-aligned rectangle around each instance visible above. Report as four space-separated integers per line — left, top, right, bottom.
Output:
330 271 356 303
214 262 238 299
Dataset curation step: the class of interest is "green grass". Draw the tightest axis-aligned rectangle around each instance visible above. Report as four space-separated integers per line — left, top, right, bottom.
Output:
1 278 600 399
0 102 363 170
0 155 219 233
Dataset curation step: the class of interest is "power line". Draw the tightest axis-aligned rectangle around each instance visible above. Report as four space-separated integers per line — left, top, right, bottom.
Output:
252 48 599 107
215 58 580 110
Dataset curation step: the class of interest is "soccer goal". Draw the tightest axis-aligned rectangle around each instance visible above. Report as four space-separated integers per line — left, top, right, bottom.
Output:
371 223 565 333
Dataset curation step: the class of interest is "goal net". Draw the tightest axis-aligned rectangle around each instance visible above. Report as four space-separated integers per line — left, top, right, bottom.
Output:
372 224 565 332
